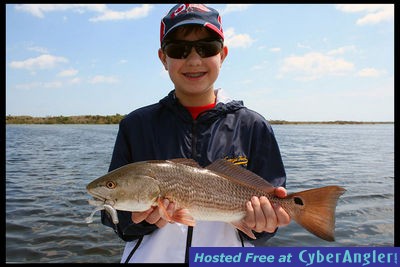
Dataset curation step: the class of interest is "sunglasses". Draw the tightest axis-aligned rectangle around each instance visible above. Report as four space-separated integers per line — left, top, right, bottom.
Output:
162 38 223 59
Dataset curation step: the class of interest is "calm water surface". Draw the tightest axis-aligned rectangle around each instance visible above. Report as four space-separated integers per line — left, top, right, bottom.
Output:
5 124 394 263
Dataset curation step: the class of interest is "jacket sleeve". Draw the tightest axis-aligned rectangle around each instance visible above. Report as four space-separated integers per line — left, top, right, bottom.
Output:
240 117 287 242
101 118 158 241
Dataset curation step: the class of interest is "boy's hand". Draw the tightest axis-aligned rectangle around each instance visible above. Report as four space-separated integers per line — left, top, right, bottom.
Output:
242 187 291 233
131 199 175 228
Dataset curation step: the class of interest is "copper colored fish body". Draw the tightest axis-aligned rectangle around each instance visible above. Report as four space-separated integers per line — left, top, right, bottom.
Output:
86 159 346 241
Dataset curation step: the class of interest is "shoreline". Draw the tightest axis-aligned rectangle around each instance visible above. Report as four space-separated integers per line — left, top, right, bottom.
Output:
5 115 393 125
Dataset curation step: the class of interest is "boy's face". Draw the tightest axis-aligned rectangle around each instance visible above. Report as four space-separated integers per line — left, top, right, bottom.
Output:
158 27 228 106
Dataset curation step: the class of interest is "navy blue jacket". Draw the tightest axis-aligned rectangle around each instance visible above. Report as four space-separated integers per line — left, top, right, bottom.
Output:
101 90 286 242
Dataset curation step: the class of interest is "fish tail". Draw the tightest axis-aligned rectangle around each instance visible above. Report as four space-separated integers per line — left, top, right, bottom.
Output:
285 185 346 241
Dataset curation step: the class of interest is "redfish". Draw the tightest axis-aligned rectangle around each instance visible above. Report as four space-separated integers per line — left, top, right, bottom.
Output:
86 158 345 241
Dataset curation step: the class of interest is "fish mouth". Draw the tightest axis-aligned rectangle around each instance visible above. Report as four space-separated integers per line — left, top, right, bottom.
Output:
87 193 115 207
86 192 119 225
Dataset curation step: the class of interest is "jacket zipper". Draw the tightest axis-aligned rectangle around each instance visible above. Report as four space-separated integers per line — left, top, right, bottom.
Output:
185 120 197 263
191 120 198 160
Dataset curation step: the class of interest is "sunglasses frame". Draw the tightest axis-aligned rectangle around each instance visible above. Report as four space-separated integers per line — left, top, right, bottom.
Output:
162 38 223 59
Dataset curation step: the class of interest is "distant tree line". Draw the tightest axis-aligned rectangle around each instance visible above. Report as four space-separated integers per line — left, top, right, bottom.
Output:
268 120 393 125
6 114 125 124
5 115 393 125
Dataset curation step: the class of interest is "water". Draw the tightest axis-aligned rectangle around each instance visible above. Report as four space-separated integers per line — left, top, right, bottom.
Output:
5 124 394 263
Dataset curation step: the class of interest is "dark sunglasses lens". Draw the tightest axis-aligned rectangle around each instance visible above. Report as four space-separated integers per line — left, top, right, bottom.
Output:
164 40 222 59
195 41 222 57
164 43 190 59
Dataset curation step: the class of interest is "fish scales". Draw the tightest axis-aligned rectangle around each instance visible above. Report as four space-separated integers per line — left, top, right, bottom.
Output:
142 161 261 221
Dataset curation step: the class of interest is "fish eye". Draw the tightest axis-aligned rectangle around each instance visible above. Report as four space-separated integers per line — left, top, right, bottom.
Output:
105 181 116 189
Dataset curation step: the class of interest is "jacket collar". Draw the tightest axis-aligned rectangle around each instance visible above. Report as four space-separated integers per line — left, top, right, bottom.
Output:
160 89 244 123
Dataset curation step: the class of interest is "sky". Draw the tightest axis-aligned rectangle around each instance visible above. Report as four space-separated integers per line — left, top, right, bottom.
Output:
5 4 395 121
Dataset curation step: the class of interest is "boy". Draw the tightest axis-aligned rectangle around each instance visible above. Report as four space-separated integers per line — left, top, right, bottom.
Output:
102 4 290 263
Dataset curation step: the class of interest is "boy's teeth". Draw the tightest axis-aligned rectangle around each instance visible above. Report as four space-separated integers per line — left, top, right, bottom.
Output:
186 73 204 78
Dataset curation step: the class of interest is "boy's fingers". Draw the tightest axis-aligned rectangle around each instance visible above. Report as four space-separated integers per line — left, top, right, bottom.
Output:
259 196 277 233
242 200 255 228
273 204 291 226
131 208 154 224
274 187 287 198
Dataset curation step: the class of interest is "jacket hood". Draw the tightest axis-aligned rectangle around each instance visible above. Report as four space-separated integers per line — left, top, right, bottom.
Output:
159 89 245 123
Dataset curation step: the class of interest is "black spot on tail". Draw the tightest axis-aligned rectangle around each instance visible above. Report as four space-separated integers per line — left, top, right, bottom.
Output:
294 197 304 206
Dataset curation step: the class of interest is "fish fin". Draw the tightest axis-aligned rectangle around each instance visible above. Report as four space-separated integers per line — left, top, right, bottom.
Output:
145 158 200 168
168 158 201 168
206 159 275 193
157 197 196 226
157 198 174 222
231 221 256 239
287 185 346 241
170 208 196 227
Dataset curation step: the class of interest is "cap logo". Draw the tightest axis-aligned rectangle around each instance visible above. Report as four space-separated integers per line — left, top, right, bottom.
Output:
171 4 210 19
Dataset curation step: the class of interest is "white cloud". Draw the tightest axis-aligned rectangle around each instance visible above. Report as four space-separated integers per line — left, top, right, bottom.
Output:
269 47 281 53
89 4 153 22
43 81 63 88
357 68 383 77
279 52 354 81
58 68 78 77
356 7 394 25
14 4 107 18
224 27 255 48
10 54 68 70
327 45 357 56
220 4 252 15
14 4 153 22
88 75 118 84
335 4 394 25
69 77 82 84
297 42 311 49
335 4 390 13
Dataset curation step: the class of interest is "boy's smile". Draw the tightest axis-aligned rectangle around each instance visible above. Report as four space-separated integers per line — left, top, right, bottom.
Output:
183 72 207 79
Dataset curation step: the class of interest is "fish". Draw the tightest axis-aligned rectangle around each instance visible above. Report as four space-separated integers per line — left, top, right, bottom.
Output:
86 158 346 241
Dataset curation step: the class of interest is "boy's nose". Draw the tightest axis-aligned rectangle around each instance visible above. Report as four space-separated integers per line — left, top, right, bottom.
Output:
185 47 202 65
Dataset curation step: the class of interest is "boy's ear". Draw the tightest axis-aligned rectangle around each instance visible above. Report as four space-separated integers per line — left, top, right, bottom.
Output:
158 48 168 70
220 46 228 66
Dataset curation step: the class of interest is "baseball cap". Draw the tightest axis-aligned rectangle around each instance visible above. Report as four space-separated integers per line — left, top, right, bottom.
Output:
160 4 224 45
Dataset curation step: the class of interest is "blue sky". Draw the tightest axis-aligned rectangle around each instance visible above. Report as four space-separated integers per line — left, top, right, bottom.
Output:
6 4 394 121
